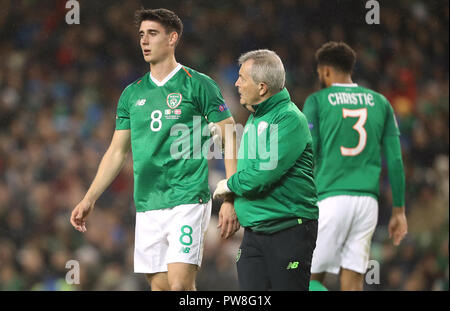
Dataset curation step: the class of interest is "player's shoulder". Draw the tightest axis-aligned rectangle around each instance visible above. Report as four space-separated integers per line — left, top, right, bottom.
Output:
357 85 389 104
304 88 328 106
182 66 219 87
121 73 149 95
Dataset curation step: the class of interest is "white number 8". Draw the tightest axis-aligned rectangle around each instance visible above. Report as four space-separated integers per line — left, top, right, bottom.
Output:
150 110 162 132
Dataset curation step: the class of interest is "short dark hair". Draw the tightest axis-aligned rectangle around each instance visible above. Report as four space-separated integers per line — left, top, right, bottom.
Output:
315 41 356 74
134 8 183 39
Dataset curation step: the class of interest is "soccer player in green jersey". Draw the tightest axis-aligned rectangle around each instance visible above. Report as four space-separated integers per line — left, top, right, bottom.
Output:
303 42 408 291
70 8 239 291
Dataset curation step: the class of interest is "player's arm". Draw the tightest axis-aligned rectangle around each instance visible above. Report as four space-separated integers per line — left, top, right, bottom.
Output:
217 113 307 198
70 129 131 232
302 95 320 160
215 116 238 180
196 74 240 238
382 101 407 246
213 116 240 239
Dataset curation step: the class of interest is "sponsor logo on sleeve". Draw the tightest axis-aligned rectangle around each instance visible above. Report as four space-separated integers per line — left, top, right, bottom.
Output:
218 103 229 112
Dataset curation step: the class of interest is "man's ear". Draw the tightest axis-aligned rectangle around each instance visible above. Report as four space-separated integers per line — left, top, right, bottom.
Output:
325 66 332 78
169 31 179 46
259 83 269 97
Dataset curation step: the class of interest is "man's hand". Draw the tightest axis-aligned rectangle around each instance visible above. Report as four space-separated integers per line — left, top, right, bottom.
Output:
70 199 94 232
388 207 408 246
217 201 240 239
208 122 222 147
213 179 232 199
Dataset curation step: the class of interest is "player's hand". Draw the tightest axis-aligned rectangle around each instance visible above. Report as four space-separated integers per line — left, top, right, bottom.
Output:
70 199 94 233
208 122 222 147
213 179 231 199
218 201 240 239
388 207 408 246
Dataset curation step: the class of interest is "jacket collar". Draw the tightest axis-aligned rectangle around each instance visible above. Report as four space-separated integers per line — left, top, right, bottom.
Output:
253 88 290 117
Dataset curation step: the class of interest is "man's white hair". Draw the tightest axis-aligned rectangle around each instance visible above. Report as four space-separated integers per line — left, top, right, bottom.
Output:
238 49 285 94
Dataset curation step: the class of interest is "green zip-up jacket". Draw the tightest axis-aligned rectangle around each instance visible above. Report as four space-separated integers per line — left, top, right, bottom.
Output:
227 88 319 234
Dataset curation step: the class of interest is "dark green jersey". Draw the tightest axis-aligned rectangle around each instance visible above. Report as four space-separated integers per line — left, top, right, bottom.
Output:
228 88 319 234
115 64 232 212
303 83 401 202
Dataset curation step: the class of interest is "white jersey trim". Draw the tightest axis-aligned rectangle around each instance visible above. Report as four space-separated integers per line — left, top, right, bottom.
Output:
332 83 358 87
150 63 183 87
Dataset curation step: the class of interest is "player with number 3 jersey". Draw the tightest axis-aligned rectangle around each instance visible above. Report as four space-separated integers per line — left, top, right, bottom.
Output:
303 42 408 291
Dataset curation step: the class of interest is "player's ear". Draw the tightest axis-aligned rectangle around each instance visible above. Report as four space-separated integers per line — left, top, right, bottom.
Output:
325 66 332 78
168 31 179 46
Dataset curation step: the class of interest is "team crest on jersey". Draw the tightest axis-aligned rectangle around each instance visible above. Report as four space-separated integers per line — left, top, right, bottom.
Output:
167 93 182 109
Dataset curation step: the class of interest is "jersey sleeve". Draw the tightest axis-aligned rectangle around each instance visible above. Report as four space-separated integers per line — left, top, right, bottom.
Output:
381 96 405 207
382 136 406 207
194 75 232 123
115 87 131 130
382 96 400 138
227 112 308 197
302 94 320 159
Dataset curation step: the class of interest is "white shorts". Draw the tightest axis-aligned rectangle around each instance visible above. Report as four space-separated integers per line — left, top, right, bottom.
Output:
311 195 378 275
134 200 211 274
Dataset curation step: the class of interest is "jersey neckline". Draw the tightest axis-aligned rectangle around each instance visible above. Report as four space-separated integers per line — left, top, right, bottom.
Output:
331 83 358 87
149 63 183 87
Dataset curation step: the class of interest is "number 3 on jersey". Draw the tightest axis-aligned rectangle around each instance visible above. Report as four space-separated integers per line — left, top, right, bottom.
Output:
340 108 367 156
150 110 162 132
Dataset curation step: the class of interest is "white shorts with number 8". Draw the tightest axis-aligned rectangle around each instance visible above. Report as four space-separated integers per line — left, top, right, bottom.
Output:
134 200 211 274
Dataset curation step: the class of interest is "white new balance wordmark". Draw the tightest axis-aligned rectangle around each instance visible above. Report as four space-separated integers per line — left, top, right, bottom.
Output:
135 99 146 106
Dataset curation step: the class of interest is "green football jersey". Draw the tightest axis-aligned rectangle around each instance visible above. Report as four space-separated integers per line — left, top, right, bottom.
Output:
228 88 318 233
303 83 400 201
115 64 232 212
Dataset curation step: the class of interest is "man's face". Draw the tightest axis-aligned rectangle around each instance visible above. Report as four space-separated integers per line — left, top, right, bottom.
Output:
235 60 261 108
139 20 174 64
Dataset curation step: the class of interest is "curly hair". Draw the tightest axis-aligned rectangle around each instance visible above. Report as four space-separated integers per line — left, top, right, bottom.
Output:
315 41 356 74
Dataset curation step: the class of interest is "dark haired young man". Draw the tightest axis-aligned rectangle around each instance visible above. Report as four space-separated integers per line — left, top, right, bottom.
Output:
70 8 239 291
303 42 408 291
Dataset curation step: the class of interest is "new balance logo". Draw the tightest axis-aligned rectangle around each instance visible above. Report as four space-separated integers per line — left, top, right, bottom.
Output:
179 247 190 254
286 261 299 269
135 99 146 106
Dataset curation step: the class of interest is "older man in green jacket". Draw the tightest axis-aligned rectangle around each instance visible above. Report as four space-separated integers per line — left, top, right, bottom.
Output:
213 49 319 290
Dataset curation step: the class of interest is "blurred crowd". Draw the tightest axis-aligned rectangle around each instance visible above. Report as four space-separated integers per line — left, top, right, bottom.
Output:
0 0 448 290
